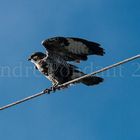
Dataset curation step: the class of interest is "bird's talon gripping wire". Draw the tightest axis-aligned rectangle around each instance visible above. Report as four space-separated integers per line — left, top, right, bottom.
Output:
43 88 51 94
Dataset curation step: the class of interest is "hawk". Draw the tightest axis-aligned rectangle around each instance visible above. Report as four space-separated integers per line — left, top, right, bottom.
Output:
28 37 105 91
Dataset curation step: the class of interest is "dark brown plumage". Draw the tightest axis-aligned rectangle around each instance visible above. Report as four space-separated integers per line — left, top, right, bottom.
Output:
42 37 105 62
28 37 105 89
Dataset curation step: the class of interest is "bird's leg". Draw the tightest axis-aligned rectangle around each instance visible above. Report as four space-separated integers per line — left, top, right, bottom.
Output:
50 85 58 92
43 86 57 94
43 83 58 93
43 84 69 94
50 80 60 92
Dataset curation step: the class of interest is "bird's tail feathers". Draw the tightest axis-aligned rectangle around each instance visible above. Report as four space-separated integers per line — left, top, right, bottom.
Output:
72 70 104 86
81 75 104 86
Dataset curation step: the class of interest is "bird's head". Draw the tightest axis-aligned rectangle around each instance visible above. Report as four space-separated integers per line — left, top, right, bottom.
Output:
28 52 46 63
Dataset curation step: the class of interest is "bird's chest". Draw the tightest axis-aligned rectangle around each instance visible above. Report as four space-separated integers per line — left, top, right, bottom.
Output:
36 61 48 76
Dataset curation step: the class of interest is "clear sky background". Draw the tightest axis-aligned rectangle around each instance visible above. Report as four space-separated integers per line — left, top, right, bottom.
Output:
0 0 140 140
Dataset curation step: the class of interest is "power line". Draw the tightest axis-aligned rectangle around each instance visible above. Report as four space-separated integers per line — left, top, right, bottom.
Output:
0 54 140 111
58 54 140 87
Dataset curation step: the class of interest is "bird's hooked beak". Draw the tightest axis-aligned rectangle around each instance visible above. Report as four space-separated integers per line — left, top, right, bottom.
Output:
28 57 31 61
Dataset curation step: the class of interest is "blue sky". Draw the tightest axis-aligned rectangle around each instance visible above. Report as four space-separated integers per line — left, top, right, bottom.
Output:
0 0 140 140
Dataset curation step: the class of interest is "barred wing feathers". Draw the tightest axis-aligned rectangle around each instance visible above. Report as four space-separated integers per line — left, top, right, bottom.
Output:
42 37 105 62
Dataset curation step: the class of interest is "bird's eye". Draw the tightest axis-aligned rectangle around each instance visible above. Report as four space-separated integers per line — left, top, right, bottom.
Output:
34 56 38 61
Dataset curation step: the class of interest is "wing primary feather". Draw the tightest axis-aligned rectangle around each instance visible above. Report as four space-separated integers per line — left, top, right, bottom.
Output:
41 37 105 62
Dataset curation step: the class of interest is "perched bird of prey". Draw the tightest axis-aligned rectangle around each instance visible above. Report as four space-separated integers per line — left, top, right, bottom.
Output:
28 37 105 91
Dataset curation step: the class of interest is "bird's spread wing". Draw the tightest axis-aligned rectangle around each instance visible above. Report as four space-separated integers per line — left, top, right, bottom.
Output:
42 37 105 62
